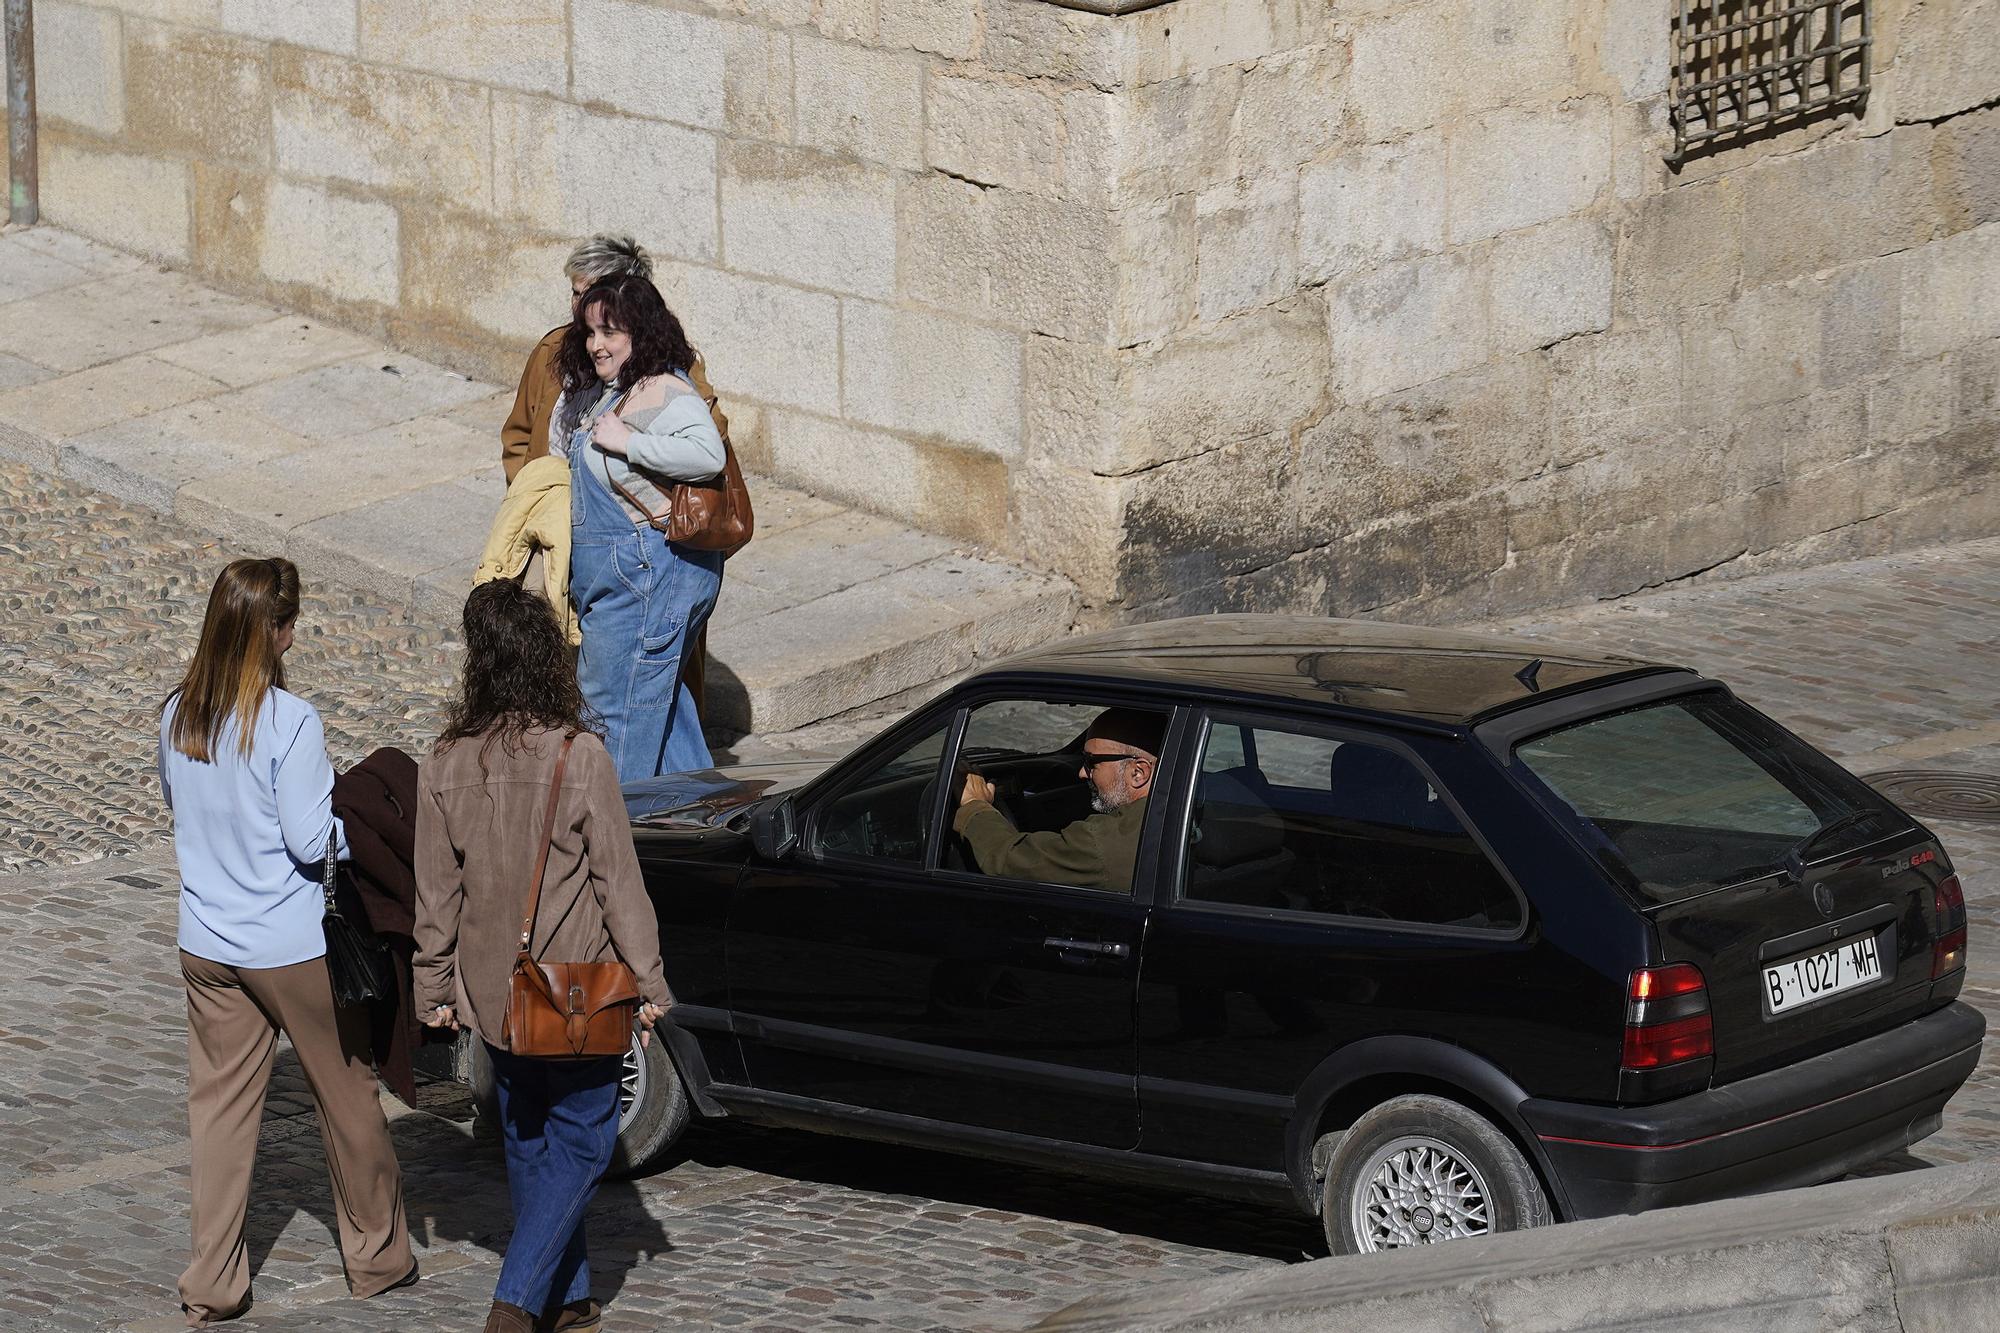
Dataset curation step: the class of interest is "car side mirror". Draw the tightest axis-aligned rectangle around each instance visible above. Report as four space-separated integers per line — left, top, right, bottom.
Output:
748 797 798 862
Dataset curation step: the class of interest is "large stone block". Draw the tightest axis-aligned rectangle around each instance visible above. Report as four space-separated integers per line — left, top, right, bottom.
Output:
220 0 356 52
652 265 840 415
1330 250 1489 401
126 21 269 165
761 411 1010 547
1302 351 1553 530
900 175 1115 342
1594 0 1671 102
1021 335 1120 467
1118 432 1300 607
1112 193 1197 344
0 265 271 372
980 0 1132 88
36 2 124 135
1299 130 1447 286
224 353 493 439
1128 0 1308 84
1453 0 1577 114
0 352 224 444
1114 67 1242 203
722 23 793 142
1448 98 1613 244
572 0 727 131
839 301 1022 455
61 396 317 514
357 0 566 96
1741 131 1938 287
1681 281 1824 419
1230 42 1349 182
793 36 923 170
401 212 571 346
1936 106 2000 232
107 0 219 24
152 315 374 389
492 96 718 263
42 139 190 261
272 49 490 201
1614 176 1744 321
1897 0 2000 123
1122 299 1328 472
1489 215 1615 354
1549 323 1682 458
1817 255 1905 389
1866 356 1955 445
926 73 1067 198
259 180 400 307
722 143 896 298
1902 223 2000 359
1195 176 1298 322
1346 2 1454 138
1009 459 1132 600
880 0 978 61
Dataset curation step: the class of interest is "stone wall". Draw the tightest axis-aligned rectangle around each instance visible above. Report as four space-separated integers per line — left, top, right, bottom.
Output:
18 0 2000 622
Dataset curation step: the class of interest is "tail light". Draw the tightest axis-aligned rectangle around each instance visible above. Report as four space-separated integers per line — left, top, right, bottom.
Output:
1623 963 1713 1070
1932 874 1968 979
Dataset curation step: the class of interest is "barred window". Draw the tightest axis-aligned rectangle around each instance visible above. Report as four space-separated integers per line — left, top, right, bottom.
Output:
1671 1 1871 161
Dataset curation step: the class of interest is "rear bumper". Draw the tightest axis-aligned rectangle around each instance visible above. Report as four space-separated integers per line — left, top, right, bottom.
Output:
1521 1001 1985 1220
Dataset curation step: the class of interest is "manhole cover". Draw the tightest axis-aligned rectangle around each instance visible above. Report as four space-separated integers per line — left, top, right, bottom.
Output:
1862 771 2000 822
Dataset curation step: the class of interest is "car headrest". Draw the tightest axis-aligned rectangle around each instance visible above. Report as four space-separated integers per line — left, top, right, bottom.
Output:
1327 743 1456 832
1192 768 1287 866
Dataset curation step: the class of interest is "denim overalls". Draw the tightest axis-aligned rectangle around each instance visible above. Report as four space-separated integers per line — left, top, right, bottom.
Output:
567 388 724 784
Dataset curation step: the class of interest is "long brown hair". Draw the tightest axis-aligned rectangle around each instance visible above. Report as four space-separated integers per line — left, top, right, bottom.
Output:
166 558 300 762
438 580 602 755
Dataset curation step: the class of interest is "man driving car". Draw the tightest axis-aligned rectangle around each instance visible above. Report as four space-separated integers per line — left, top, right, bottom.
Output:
953 708 1163 890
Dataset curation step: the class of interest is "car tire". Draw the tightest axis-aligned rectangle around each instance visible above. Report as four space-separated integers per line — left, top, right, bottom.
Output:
466 1032 692 1178
1317 1094 1551 1256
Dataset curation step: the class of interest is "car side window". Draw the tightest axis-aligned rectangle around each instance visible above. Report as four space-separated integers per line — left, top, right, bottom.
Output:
1183 720 1521 931
811 716 953 866
947 698 1169 893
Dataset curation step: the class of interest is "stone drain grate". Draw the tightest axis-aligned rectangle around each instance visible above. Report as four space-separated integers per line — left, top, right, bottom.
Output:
1863 771 2000 823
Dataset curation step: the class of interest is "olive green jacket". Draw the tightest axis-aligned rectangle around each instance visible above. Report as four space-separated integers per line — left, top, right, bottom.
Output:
952 796 1149 891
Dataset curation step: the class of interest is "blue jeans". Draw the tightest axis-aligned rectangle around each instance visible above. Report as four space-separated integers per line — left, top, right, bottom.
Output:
487 1045 621 1315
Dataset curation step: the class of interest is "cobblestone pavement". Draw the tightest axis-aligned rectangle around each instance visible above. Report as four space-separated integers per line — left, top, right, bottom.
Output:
4 457 1999 1329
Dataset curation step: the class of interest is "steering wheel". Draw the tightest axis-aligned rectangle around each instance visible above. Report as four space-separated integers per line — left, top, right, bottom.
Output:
935 767 1022 871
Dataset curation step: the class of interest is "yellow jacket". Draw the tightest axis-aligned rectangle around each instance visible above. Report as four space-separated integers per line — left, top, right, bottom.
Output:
474 455 579 644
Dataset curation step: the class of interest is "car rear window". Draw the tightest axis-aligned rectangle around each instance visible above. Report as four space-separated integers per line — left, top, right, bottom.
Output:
1513 692 1911 904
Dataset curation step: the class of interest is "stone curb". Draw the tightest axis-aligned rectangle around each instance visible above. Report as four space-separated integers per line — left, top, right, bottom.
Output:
1024 1161 2000 1331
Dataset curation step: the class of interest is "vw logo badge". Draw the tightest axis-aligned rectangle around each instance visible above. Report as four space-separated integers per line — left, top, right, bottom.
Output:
1813 883 1835 917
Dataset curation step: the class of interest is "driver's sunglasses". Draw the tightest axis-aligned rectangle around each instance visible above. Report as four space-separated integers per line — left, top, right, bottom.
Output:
1077 753 1137 769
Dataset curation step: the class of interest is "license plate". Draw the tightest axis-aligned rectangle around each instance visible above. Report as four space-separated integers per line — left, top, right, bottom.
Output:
1764 933 1884 1015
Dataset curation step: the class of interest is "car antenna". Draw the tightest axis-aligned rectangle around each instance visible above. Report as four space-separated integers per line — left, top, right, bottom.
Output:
1515 658 1544 693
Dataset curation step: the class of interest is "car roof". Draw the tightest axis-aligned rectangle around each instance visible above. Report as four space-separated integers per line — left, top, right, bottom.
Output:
980 614 1675 726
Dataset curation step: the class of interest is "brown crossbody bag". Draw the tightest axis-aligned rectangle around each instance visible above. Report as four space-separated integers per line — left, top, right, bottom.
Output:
502 733 641 1058
602 379 755 557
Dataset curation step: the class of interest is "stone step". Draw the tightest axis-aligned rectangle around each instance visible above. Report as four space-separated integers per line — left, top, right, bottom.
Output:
0 224 1076 738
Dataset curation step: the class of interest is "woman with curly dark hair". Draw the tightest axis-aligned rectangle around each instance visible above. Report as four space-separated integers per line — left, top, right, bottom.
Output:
553 273 726 783
414 580 670 1333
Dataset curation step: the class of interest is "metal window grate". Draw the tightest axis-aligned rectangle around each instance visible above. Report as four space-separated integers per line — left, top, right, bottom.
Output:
1671 0 1870 161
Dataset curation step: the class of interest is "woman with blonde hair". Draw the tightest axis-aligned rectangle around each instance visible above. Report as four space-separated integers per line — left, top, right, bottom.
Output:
159 557 414 1325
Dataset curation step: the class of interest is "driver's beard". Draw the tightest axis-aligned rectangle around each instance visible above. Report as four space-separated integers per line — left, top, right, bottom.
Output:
1090 785 1130 815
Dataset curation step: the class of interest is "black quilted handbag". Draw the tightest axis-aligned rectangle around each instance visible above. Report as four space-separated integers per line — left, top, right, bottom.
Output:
322 832 392 1008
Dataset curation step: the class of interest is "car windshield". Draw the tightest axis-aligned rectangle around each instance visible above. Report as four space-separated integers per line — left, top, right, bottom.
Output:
1513 692 1911 904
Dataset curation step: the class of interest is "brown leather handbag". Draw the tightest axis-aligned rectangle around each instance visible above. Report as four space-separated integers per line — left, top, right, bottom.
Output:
607 377 755 557
501 733 641 1059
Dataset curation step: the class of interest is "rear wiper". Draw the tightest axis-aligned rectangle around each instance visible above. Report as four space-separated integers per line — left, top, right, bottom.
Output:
1786 811 1876 873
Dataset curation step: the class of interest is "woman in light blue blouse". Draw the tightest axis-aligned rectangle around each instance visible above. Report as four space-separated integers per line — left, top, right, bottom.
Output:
159 557 413 1325
553 273 727 784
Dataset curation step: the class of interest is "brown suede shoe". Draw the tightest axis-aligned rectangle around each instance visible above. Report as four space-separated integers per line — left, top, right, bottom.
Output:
483 1300 536 1333
539 1298 604 1332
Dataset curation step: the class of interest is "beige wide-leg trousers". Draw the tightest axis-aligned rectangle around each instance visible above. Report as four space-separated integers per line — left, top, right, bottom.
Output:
178 951 412 1323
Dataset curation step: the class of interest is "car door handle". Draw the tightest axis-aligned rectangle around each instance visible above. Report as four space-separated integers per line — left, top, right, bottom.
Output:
1043 936 1130 959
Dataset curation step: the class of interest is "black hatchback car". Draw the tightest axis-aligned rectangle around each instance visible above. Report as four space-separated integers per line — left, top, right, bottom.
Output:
543 616 1982 1254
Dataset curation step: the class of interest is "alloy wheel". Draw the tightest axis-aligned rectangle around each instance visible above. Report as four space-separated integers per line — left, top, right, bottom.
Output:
1349 1134 1493 1251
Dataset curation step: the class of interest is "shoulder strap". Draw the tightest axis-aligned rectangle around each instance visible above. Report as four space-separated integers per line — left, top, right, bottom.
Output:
516 732 579 955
